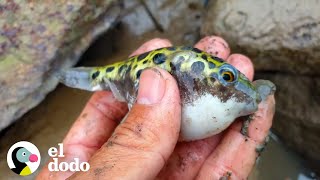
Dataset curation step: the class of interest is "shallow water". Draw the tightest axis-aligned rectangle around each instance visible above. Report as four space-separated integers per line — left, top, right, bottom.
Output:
250 133 318 180
0 29 318 180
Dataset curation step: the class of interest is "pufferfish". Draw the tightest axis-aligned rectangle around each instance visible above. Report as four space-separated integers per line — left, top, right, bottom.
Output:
59 46 275 141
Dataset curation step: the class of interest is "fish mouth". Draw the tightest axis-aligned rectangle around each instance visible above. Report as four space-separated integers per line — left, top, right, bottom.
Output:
253 80 276 102
238 80 275 116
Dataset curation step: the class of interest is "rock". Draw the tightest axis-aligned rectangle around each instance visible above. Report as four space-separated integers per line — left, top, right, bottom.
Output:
201 0 320 75
119 0 206 45
143 0 205 45
0 0 121 131
201 0 320 168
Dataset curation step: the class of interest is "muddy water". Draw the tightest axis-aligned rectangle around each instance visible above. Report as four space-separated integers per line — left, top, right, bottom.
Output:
250 134 318 180
0 30 318 179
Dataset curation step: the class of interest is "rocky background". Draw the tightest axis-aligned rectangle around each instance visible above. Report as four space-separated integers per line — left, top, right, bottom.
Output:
201 0 320 170
0 0 319 177
0 0 121 131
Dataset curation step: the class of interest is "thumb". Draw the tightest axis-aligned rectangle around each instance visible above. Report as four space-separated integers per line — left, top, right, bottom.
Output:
70 68 181 180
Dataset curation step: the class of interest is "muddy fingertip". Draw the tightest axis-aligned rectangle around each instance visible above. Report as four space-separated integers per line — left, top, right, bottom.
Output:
227 54 254 81
195 36 230 59
130 38 173 57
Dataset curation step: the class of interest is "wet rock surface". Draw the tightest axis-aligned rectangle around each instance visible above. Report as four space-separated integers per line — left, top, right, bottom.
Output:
143 0 205 45
119 0 206 45
202 0 320 169
0 0 121 131
202 0 320 75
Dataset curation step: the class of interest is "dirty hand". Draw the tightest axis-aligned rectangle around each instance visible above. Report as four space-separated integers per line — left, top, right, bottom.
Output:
37 36 275 180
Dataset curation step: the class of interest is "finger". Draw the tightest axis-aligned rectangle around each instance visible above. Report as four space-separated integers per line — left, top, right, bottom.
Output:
194 36 230 59
227 54 254 81
196 94 276 180
69 68 181 180
37 39 173 180
37 91 128 180
63 92 128 149
156 135 222 180
156 36 235 179
130 38 172 57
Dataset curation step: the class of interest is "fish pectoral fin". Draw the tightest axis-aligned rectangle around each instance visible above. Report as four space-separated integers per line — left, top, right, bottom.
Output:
57 67 99 91
105 78 126 102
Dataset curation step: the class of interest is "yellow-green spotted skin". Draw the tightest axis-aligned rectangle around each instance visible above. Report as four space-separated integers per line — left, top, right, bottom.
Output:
90 46 245 86
91 46 224 81
60 46 272 141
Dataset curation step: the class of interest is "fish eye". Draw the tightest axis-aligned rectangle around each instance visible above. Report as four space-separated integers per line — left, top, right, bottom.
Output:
22 152 26 156
222 71 235 82
219 65 237 83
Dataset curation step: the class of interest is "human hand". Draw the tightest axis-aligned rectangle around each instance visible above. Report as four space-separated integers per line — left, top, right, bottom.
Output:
37 36 275 180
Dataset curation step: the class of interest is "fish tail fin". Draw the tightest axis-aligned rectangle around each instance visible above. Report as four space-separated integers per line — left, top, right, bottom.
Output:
57 67 106 91
57 65 128 102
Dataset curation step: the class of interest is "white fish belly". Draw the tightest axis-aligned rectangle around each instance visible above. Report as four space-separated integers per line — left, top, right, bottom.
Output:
180 93 247 141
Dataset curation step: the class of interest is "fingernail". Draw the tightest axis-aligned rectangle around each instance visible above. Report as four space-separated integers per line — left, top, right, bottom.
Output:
206 36 230 59
137 68 166 105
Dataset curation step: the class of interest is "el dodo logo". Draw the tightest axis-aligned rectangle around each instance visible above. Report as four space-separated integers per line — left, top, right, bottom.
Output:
48 143 90 172
7 141 40 176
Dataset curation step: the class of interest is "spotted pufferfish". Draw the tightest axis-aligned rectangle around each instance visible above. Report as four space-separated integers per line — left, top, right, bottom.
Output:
59 46 275 141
